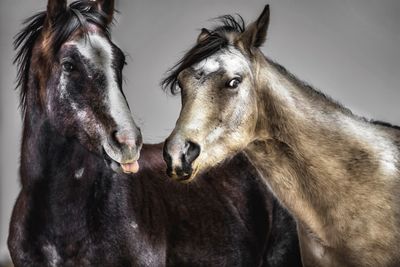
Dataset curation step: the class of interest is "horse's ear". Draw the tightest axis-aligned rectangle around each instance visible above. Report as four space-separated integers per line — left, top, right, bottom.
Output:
240 5 270 49
93 0 115 25
197 28 211 43
46 0 67 24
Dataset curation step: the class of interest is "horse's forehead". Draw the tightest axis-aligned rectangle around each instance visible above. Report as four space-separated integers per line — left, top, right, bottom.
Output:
66 34 113 68
219 48 250 73
193 54 221 75
193 47 250 75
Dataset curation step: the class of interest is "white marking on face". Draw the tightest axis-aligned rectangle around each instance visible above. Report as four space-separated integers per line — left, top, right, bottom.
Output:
49 74 68 114
76 109 88 121
75 167 85 179
219 47 252 77
192 46 251 77
72 34 134 136
193 57 220 75
180 46 255 164
185 46 253 131
59 74 68 99
70 101 106 140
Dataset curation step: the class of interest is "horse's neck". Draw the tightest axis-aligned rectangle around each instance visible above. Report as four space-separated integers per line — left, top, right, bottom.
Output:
20 112 123 242
22 114 88 181
247 59 400 242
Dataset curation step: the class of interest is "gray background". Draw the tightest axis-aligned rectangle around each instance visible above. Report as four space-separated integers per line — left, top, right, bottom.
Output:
1 0 399 263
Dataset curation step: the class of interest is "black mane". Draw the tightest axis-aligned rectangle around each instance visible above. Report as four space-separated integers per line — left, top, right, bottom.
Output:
161 15 246 94
371 120 400 130
14 0 110 114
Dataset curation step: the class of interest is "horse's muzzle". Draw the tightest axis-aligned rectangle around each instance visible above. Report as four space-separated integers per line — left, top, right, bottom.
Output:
103 127 143 174
163 137 200 182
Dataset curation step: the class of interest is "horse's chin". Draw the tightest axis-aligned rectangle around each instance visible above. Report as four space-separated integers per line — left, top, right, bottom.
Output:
102 145 140 175
109 160 124 173
105 156 140 175
120 161 140 174
171 163 202 184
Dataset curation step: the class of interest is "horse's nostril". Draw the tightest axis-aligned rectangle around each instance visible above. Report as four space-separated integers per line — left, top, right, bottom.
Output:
184 140 201 165
163 139 200 179
163 142 173 167
114 130 137 148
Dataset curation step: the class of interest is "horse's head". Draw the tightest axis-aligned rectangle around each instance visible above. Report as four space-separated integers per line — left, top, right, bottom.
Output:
15 0 142 173
162 6 270 182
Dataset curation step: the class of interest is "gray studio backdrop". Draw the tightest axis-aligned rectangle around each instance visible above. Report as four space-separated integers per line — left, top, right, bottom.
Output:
0 0 399 262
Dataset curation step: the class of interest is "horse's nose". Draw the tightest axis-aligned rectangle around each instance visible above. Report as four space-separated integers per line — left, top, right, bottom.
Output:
114 129 142 149
163 138 200 182
183 140 200 167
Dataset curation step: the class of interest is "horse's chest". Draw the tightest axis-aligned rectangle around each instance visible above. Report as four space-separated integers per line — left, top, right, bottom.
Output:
41 239 123 267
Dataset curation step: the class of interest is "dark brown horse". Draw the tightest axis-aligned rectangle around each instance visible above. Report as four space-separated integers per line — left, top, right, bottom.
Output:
162 5 400 267
8 1 301 266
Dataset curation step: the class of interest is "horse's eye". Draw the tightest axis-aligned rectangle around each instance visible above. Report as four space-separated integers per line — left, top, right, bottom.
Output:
62 62 74 73
226 77 241 89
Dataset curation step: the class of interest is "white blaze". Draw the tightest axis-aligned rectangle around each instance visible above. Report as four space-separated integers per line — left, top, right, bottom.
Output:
193 57 220 75
73 34 133 132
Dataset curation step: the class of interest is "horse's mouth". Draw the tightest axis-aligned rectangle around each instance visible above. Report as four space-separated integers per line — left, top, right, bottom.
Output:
120 160 139 174
102 147 140 174
171 164 201 184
